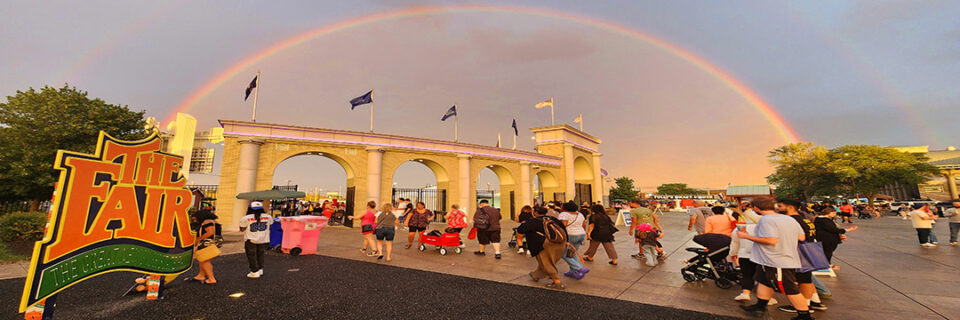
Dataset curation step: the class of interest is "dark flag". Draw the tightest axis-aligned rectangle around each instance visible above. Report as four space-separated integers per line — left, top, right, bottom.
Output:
441 105 457 121
244 76 258 101
511 119 518 136
350 90 373 109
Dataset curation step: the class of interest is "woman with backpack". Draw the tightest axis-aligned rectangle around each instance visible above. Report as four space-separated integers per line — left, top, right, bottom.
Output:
583 204 619 265
517 207 568 290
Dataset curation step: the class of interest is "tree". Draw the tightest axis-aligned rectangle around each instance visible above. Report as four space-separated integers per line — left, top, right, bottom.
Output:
766 142 835 201
609 177 639 201
0 85 146 208
827 145 939 206
656 183 704 195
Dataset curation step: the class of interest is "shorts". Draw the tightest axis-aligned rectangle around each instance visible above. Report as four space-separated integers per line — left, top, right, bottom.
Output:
754 265 800 295
477 230 501 245
796 270 812 284
375 228 395 241
408 226 426 233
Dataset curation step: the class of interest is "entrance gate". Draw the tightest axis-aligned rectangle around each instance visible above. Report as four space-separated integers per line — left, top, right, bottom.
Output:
392 188 447 222
345 186 355 227
574 183 592 205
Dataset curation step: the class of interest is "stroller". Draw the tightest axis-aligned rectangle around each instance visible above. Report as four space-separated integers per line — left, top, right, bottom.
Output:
507 227 525 248
680 233 740 289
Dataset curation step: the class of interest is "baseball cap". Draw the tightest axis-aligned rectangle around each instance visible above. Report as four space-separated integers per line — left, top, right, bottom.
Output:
250 201 264 209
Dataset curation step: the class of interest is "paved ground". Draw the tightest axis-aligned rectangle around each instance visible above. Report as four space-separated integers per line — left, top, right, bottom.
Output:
0 252 732 319
2 211 957 319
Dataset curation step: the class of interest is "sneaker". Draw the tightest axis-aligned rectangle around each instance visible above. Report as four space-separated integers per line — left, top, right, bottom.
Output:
545 282 566 290
951 242 958 247
921 243 936 248
778 305 814 314
526 251 532 257
474 251 486 255
809 302 827 311
740 303 768 317
734 293 751 301
495 253 502 259
517 248 525 254
563 271 577 278
246 272 260 279
631 253 645 259
769 298 778 305
578 267 590 277
932 242 939 245
256 269 263 276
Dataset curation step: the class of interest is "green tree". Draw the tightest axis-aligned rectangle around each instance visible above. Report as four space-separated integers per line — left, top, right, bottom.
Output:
609 177 639 201
827 145 939 206
0 85 146 208
766 142 835 201
656 183 704 195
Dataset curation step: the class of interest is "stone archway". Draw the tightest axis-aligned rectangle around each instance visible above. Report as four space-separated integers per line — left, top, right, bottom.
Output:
386 157 454 214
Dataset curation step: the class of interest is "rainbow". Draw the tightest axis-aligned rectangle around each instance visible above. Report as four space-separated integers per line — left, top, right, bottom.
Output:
166 4 801 143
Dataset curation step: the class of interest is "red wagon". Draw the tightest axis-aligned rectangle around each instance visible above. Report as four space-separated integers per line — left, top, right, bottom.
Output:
417 231 463 255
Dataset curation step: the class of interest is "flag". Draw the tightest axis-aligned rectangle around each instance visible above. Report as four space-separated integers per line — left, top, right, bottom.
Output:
535 98 553 109
600 168 608 177
574 114 582 123
511 119 518 136
244 75 258 101
350 90 373 109
441 105 457 121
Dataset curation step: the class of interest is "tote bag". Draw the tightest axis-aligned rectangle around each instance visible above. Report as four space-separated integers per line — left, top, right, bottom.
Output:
798 241 830 273
195 245 221 262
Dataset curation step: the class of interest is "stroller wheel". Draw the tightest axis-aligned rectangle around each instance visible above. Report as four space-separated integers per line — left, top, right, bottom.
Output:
715 277 733 289
682 272 697 282
508 240 517 248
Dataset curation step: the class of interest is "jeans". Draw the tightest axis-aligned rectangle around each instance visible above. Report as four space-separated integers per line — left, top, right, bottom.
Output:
916 228 931 244
929 225 939 243
562 234 585 272
812 274 832 296
244 241 267 272
642 245 658 267
950 222 960 243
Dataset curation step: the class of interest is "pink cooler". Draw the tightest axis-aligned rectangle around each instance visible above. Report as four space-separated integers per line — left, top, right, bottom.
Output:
279 215 328 256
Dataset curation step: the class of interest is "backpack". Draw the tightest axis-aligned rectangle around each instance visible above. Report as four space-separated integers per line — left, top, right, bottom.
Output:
542 217 567 244
474 208 490 229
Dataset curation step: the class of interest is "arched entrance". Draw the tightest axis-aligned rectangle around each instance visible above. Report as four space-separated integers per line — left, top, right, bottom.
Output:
534 169 561 205
269 151 357 224
389 158 450 220
476 164 517 220
573 156 594 205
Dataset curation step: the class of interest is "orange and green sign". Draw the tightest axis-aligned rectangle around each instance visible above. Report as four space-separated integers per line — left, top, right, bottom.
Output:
20 132 196 312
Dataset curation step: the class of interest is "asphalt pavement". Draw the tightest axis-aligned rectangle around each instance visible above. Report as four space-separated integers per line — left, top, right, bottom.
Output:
0 252 737 319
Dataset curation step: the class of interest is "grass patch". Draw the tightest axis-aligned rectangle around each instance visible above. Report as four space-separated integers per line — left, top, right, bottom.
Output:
0 242 25 264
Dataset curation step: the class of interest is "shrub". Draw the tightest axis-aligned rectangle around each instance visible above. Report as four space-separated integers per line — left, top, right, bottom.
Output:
0 212 48 242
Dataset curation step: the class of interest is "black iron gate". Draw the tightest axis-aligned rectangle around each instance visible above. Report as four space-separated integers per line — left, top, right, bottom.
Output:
509 191 516 220
574 183 592 205
553 192 566 203
392 188 447 222
476 190 496 209
344 186 355 227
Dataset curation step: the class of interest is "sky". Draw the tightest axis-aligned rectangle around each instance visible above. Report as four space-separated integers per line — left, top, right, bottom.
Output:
1 0 958 192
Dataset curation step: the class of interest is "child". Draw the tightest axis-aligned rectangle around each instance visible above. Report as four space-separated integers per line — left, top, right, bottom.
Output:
239 201 272 279
635 223 660 266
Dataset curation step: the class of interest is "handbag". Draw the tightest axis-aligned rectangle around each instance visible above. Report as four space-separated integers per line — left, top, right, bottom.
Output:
361 224 373 233
798 241 830 273
195 244 221 262
467 227 478 240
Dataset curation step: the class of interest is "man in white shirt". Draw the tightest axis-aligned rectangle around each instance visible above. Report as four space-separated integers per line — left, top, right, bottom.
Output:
909 203 938 247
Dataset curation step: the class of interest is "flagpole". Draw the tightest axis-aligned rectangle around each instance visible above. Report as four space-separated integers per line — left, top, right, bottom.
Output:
369 90 374 133
579 113 583 131
455 114 459 142
252 70 260 122
550 97 555 126
513 133 517 150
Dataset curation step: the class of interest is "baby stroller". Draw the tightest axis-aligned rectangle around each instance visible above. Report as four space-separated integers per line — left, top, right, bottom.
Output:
680 233 740 289
507 227 525 248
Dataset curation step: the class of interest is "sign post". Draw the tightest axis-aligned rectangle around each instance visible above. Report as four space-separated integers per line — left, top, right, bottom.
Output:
20 132 196 317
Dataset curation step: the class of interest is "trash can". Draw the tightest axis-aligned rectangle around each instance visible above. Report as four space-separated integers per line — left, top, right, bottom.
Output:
269 217 283 251
279 215 328 256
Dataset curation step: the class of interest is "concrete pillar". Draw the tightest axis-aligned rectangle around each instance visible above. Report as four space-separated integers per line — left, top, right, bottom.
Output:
563 143 575 200
592 152 603 205
947 172 958 200
232 139 263 228
519 161 532 210
458 154 472 214
366 147 384 205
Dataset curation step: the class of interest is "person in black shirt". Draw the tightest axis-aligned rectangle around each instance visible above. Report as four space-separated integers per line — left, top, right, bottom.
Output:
776 199 827 313
516 205 534 254
517 207 567 290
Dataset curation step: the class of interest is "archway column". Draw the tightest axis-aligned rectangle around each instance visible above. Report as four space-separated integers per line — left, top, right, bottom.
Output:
232 139 263 228
563 143 575 199
519 161 532 209
946 171 958 200
366 147 384 205
592 152 603 205
458 154 472 214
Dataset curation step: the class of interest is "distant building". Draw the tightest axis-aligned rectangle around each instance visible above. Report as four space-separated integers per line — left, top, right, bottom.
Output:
725 185 773 202
884 146 960 201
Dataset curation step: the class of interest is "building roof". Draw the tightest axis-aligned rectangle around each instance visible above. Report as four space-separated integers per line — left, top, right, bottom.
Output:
726 185 771 196
929 156 960 169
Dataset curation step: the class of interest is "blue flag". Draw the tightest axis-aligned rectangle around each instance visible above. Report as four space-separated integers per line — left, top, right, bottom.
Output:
244 75 257 101
512 119 518 136
350 90 373 109
441 105 457 121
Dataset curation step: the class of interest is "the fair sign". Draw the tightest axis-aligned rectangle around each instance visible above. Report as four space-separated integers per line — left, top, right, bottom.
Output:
19 132 196 314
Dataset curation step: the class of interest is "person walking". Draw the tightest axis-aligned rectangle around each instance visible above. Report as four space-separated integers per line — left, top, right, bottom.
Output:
473 200 503 259
404 202 433 249
444 204 468 248
375 203 400 261
728 210 778 306
776 199 827 313
628 200 664 259
516 205 534 254
910 203 938 247
634 223 660 267
558 201 589 279
945 200 960 246
814 207 857 265
736 197 812 320
687 200 707 234
239 201 272 279
187 208 219 285
518 207 567 290
584 204 618 265
350 201 379 256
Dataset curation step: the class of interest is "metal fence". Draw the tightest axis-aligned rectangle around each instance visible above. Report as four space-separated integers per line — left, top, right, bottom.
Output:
392 188 447 222
272 185 299 191
187 184 219 199
0 201 53 215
